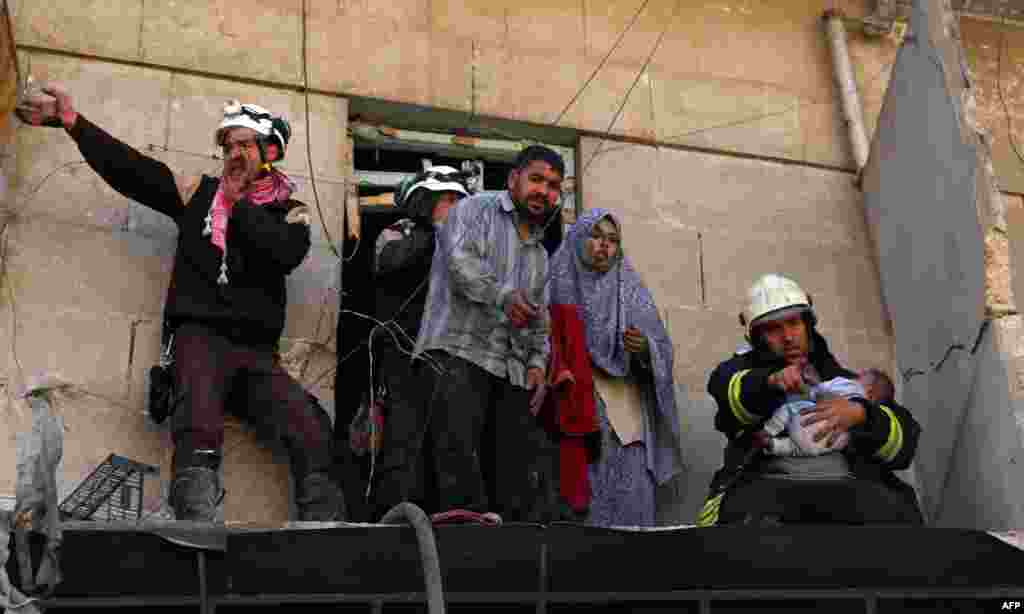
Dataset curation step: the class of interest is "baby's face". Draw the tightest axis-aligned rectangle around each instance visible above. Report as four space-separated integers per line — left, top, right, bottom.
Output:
857 370 881 403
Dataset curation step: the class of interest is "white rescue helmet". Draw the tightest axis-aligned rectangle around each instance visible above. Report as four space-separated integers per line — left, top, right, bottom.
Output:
214 100 274 148
396 166 470 207
740 274 814 339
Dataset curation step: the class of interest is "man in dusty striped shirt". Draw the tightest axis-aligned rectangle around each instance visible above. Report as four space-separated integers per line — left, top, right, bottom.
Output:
414 146 565 522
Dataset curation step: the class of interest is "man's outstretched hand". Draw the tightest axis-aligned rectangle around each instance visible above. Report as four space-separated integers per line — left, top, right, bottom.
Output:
526 367 547 416
504 289 539 329
16 81 78 130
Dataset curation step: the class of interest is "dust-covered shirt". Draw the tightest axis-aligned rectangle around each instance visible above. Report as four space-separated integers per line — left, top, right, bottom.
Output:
414 190 550 388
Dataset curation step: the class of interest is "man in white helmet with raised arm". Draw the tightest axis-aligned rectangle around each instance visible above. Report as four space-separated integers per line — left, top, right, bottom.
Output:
17 84 345 522
698 274 923 526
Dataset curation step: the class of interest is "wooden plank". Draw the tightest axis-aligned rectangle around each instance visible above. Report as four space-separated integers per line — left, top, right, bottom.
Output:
359 193 395 207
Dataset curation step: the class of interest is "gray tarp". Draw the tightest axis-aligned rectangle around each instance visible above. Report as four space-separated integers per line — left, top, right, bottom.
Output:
2 378 65 612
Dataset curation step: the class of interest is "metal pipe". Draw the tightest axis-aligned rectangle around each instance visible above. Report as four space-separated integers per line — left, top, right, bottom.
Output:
197 550 208 614
824 10 871 170
380 502 445 614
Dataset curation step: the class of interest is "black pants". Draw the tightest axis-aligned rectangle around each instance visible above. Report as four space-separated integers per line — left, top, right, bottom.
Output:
717 474 924 525
370 339 438 519
171 322 334 480
426 351 560 521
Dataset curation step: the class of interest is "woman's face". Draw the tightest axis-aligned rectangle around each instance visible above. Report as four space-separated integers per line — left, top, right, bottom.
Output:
432 192 462 225
584 217 620 273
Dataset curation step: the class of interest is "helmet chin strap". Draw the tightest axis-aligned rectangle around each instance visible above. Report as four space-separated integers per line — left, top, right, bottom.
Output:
256 138 272 176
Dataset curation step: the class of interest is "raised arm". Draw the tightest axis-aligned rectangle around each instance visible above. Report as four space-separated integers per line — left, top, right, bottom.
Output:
18 83 195 221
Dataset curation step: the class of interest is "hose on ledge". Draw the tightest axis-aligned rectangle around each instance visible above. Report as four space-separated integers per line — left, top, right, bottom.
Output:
380 502 445 614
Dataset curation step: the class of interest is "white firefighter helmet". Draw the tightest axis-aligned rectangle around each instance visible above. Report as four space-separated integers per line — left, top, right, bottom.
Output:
740 274 813 338
214 100 275 148
396 166 470 207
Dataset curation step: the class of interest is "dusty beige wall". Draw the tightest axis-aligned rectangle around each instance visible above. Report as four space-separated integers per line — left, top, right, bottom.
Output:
0 49 347 523
10 0 906 170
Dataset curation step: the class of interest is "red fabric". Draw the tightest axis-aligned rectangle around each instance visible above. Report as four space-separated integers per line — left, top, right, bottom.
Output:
542 304 598 513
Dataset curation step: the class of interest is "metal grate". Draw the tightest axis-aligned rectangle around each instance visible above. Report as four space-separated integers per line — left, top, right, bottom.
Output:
59 454 159 521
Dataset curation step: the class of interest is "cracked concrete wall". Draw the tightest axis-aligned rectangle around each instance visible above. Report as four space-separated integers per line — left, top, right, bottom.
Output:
8 0 906 171
0 50 347 523
580 137 895 524
960 16 1024 195
860 0 1024 528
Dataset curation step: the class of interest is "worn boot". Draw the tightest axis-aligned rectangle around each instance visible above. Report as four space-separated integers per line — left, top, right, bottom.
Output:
169 467 224 522
295 472 346 521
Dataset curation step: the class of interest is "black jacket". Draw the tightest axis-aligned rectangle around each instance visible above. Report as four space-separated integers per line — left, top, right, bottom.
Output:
69 116 311 348
707 331 921 487
372 218 435 343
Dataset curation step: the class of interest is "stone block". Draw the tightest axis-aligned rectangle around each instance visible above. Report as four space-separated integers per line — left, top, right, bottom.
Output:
799 99 854 169
307 6 472 111
290 177 346 248
0 306 134 402
283 244 340 349
141 0 302 85
960 17 1001 61
618 213 701 311
10 54 173 230
432 35 475 115
830 249 890 333
653 146 865 248
700 230 841 321
278 336 337 418
306 11 432 105
688 1 825 98
985 228 1016 314
473 43 588 127
668 307 744 396
4 217 174 320
653 77 803 160
841 326 896 373
331 0 430 27
219 416 293 524
574 59 656 139
433 0 584 55
578 139 658 218
431 0 506 41
277 95 349 183
14 0 144 62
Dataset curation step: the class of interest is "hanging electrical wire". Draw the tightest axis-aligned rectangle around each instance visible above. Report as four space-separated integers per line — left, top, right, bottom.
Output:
300 0 342 261
553 0 653 126
579 4 678 180
3 0 21 90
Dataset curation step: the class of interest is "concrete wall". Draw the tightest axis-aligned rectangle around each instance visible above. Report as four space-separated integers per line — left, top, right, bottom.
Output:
580 136 895 523
8 0 909 171
960 16 1024 195
937 315 1024 529
860 0 1024 528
